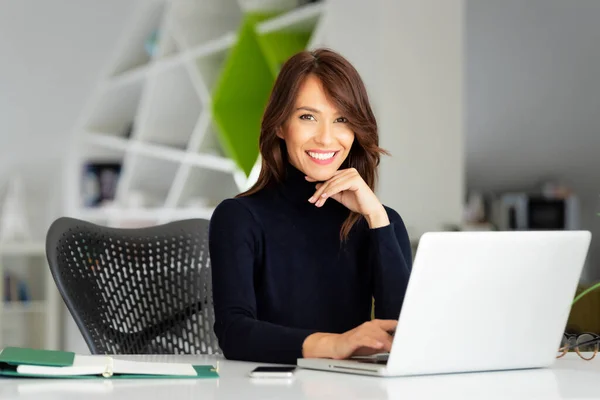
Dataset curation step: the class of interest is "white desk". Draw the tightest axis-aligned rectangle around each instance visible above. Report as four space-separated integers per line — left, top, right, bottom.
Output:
1 354 599 399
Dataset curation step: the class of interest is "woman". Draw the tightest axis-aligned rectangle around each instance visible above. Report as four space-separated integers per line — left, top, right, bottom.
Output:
209 48 412 365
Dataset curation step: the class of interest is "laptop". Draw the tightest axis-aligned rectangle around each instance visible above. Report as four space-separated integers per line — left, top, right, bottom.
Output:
298 230 592 377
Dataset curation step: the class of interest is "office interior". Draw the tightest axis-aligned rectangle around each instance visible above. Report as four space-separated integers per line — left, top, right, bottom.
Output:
0 0 598 355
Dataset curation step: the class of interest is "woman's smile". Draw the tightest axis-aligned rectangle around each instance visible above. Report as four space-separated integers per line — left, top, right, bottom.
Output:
306 149 340 165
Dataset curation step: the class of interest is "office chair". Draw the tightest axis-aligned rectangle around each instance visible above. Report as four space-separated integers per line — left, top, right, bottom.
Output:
46 217 220 355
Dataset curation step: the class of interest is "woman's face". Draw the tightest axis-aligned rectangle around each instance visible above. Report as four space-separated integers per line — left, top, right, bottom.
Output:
278 74 355 182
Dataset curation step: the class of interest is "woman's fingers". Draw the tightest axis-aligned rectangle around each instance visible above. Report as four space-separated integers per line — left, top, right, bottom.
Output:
336 336 383 359
360 326 394 352
372 329 394 352
331 319 399 359
315 176 360 207
309 174 346 204
358 336 385 351
372 319 398 333
313 174 358 207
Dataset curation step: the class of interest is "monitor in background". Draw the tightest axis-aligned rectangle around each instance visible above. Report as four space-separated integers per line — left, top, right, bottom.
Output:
497 193 579 231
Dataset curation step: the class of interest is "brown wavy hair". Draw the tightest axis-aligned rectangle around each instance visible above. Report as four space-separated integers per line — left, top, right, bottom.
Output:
237 48 388 240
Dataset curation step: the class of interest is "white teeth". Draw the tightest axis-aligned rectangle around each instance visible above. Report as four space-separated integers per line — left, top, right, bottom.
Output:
308 151 335 160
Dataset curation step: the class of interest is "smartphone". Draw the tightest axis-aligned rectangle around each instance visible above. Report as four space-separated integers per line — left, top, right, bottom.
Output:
248 366 296 378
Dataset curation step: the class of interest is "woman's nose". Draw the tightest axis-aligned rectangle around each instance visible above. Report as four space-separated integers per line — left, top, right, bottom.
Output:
314 124 334 146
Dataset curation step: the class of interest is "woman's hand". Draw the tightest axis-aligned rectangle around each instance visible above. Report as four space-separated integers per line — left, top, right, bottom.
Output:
302 319 397 360
306 168 390 228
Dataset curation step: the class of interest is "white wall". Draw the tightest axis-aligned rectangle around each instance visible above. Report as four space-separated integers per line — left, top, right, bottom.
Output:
320 0 465 241
466 0 600 281
0 0 141 352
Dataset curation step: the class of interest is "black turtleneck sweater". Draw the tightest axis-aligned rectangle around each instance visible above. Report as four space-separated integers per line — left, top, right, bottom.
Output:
208 164 412 364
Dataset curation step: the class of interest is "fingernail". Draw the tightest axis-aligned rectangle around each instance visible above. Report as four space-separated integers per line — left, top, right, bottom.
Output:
321 193 327 198
308 197 314 202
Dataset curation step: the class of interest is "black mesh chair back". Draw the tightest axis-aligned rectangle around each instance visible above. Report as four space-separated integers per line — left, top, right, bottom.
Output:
46 217 220 355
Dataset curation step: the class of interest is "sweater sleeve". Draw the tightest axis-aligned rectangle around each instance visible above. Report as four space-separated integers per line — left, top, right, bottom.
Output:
369 206 413 320
208 199 318 364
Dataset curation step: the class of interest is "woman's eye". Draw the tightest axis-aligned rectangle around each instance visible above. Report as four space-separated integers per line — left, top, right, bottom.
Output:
335 117 348 123
299 114 316 121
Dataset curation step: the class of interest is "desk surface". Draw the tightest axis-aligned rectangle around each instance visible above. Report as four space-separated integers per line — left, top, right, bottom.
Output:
1 353 599 399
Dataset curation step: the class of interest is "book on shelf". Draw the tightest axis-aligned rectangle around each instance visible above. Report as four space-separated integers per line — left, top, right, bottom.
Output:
3 272 31 303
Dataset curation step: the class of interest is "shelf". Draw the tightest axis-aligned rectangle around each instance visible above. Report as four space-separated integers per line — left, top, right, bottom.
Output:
177 165 240 209
134 140 188 164
153 25 180 60
80 144 126 166
186 153 237 173
84 132 131 152
0 242 45 256
106 63 150 91
189 31 238 60
107 30 238 93
238 0 299 13
134 141 236 173
107 33 238 95
197 119 228 157
136 140 234 173
84 132 235 174
125 154 180 208
84 78 143 137
193 34 236 95
186 118 237 172
139 64 202 150
170 0 242 50
108 0 167 77
2 301 46 314
256 1 324 34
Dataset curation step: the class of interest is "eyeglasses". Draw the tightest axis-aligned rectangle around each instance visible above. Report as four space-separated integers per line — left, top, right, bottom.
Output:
556 332 600 360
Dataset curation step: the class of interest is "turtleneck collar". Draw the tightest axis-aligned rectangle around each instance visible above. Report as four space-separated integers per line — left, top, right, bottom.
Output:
278 162 319 206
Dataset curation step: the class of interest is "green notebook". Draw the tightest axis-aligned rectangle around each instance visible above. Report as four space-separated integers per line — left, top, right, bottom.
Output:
0 347 219 379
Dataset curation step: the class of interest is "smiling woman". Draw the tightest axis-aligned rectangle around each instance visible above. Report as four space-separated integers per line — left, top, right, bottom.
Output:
208 48 412 364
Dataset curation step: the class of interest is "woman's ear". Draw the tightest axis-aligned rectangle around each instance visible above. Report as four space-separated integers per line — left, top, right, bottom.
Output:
276 126 284 139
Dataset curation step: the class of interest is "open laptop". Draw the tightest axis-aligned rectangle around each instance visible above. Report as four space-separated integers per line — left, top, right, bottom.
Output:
298 230 592 377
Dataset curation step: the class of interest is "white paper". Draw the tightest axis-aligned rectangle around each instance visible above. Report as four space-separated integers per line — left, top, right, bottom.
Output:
16 356 197 377
111 359 197 376
17 365 106 376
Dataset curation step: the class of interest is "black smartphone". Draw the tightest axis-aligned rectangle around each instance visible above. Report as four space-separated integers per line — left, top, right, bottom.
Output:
248 366 296 378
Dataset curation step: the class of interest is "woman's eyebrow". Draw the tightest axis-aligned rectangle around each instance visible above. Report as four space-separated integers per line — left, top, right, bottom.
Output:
296 106 321 113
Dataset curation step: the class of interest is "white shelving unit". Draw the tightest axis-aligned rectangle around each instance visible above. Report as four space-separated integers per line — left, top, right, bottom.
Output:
66 0 327 228
0 242 60 350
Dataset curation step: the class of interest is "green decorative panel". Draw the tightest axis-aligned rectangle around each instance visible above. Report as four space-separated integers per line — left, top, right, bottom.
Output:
212 13 316 177
258 31 312 77
212 15 273 176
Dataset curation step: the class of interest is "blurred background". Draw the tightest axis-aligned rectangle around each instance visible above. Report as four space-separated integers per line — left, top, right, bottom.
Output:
0 0 598 353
